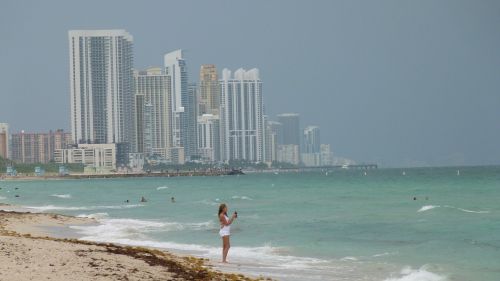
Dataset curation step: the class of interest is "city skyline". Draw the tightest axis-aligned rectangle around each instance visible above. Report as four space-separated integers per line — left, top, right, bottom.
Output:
1 1 499 167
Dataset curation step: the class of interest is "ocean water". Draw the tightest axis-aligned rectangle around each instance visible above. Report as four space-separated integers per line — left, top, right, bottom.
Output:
1 166 499 281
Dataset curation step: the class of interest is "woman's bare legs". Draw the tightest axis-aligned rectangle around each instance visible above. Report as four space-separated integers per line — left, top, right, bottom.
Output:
222 235 230 263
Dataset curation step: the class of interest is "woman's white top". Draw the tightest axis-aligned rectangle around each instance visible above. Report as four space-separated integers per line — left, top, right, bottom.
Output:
219 214 230 237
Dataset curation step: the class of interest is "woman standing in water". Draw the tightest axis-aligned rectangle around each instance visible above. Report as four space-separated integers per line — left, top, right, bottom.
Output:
218 203 237 263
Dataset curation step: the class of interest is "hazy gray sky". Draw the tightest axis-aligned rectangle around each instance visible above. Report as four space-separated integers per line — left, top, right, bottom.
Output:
1 0 499 167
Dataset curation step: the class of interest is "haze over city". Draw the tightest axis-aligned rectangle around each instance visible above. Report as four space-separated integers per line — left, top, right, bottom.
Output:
1 0 499 167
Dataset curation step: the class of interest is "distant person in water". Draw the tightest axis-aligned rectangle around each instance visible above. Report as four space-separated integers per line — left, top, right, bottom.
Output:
218 203 237 263
140 196 147 202
125 199 129 203
171 197 175 203
413 197 417 201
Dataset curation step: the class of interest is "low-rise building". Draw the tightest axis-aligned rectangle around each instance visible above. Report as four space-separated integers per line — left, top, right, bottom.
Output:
301 153 322 167
169 147 185 165
277 144 300 165
128 153 145 172
54 143 116 173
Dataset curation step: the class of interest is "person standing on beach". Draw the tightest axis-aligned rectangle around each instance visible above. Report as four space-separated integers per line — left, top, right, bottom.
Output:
218 203 237 263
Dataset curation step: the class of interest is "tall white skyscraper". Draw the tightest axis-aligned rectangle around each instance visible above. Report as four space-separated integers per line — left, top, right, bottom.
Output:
301 126 321 166
220 68 264 162
197 114 220 163
264 120 282 163
68 30 134 150
134 68 171 159
164 50 197 161
303 126 321 153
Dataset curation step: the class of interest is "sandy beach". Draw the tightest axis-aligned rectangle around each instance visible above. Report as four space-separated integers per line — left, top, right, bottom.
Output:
0 205 269 281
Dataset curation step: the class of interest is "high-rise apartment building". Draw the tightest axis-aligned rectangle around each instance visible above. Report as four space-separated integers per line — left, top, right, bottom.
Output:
320 144 333 166
11 130 72 164
199 65 220 115
0 123 9 159
277 113 300 146
303 126 321 153
264 119 282 163
134 68 171 159
164 50 197 161
197 114 220 163
220 68 264 162
68 30 134 151
187 83 198 159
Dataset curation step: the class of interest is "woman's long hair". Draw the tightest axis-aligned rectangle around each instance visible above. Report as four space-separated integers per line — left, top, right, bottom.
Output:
218 203 227 216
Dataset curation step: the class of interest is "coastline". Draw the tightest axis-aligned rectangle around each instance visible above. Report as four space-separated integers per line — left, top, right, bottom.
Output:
0 205 270 281
0 170 239 181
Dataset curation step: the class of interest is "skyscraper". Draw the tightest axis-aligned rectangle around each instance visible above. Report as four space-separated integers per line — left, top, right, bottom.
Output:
0 123 9 159
134 68 171 159
164 50 197 161
264 119 282 163
277 113 300 146
197 114 220 162
68 30 135 150
187 83 198 159
303 126 321 153
301 126 322 166
220 68 264 162
320 144 333 166
199 64 220 115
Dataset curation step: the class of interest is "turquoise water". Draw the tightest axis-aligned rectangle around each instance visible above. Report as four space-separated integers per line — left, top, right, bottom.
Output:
1 166 499 281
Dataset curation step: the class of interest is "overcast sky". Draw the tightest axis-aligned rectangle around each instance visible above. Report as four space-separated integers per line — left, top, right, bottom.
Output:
1 0 499 167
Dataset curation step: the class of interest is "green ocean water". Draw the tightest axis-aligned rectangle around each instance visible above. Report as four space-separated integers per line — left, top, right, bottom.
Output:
0 166 498 281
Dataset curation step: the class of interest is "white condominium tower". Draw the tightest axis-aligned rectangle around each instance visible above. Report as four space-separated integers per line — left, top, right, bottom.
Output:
68 30 134 148
134 68 171 158
220 68 264 162
303 126 321 153
164 50 197 160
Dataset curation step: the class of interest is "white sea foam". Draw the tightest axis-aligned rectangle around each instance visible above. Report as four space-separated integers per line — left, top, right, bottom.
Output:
71 217 216 241
418 205 489 214
156 186 168 190
373 252 393 258
0 196 6 200
418 205 440 212
24 204 144 212
443 205 490 214
384 265 447 281
340 256 358 261
77 212 109 219
50 194 72 199
232 195 253 200
70 216 331 274
198 199 219 206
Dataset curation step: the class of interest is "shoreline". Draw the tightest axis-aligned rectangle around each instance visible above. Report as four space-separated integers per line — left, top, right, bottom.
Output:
0 205 270 281
0 170 241 181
